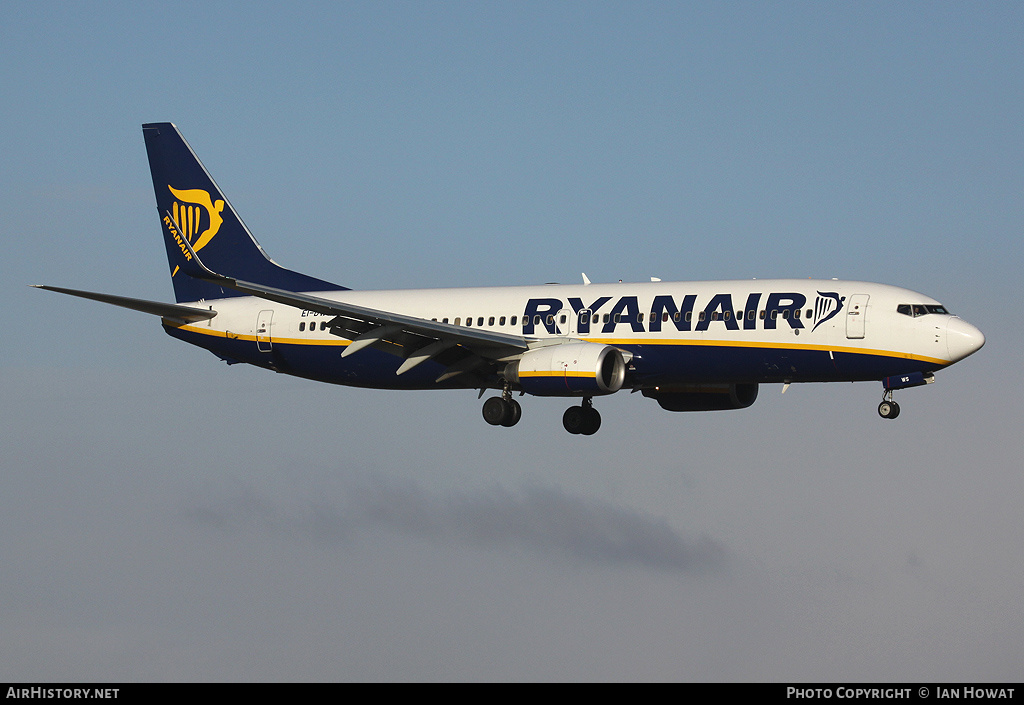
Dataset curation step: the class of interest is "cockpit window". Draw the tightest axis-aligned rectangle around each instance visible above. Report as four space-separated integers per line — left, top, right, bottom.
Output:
897 304 950 317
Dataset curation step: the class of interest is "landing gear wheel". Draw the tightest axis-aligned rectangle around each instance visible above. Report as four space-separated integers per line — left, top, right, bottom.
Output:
483 396 510 426
500 399 522 427
878 400 901 419
563 405 586 434
563 404 602 435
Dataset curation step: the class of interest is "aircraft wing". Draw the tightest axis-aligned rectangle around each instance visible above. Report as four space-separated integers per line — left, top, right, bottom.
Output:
170 218 534 379
31 285 217 323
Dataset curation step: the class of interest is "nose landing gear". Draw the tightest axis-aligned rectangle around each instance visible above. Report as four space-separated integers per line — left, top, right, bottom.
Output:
878 390 901 419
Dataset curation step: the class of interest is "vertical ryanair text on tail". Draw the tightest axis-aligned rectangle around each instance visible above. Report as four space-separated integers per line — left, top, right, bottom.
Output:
34 123 985 434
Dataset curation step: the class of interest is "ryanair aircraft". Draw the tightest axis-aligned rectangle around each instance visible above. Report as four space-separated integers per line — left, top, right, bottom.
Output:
35 123 985 434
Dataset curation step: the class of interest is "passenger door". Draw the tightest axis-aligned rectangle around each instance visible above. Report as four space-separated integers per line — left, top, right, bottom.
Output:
846 295 869 339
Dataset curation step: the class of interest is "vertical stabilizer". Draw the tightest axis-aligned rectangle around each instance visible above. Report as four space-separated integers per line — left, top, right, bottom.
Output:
142 123 345 302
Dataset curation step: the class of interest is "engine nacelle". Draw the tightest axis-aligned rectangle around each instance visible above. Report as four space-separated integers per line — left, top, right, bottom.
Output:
643 383 759 412
504 343 626 397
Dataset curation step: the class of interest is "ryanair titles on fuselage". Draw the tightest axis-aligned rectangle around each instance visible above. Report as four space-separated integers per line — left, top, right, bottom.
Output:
521 291 844 335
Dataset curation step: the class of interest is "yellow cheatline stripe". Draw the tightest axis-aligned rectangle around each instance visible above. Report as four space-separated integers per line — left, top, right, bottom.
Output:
519 370 595 378
171 323 351 347
171 323 948 366
587 336 950 366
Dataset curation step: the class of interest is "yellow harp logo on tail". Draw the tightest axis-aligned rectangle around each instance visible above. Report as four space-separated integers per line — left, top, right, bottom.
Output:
166 186 225 276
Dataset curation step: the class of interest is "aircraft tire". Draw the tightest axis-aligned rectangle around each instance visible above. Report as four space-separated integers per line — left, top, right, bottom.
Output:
500 399 522 427
562 406 586 434
581 407 601 435
878 400 901 419
483 396 510 426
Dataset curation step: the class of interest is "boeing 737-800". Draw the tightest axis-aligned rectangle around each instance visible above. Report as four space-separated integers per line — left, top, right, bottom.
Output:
35 123 985 434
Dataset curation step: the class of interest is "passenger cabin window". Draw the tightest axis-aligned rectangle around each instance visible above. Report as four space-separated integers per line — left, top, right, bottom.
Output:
511 316 517 326
299 322 305 332
499 316 505 326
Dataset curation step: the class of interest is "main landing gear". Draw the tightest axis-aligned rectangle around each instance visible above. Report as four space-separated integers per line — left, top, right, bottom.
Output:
562 397 601 436
482 386 522 427
482 389 603 434
878 389 901 420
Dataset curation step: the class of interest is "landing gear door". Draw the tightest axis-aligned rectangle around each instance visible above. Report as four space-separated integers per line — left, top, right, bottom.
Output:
256 310 273 352
846 294 869 339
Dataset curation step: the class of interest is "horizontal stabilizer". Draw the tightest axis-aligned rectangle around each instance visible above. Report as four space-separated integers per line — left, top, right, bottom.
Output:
31 285 217 323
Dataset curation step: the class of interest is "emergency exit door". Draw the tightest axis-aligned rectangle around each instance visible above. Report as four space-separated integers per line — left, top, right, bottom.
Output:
256 310 273 352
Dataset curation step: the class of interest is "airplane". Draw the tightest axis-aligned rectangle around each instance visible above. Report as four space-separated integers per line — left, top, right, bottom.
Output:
34 123 985 435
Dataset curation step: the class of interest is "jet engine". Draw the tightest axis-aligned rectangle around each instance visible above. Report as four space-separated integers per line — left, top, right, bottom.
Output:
642 383 759 412
504 342 626 396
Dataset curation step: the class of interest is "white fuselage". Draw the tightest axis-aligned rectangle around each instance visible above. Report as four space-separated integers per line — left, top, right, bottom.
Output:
165 278 984 391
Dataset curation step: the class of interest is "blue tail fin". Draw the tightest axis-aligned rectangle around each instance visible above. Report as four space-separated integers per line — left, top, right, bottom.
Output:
142 122 345 303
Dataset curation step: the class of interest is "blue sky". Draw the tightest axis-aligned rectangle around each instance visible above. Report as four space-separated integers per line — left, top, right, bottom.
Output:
2 1 1022 680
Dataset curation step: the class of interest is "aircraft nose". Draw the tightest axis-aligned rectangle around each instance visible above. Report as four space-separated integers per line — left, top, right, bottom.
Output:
946 317 985 361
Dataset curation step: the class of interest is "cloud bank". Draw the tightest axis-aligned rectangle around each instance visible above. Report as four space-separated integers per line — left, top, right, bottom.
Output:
182 476 725 573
